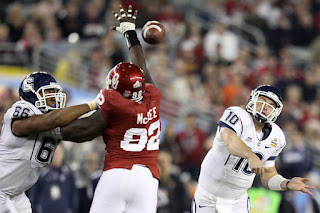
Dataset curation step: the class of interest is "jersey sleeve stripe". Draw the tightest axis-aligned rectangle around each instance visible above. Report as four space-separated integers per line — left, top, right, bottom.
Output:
30 134 39 160
217 120 237 134
267 156 276 161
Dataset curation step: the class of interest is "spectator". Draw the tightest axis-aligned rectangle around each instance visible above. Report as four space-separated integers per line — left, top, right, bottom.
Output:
203 18 239 64
28 144 79 213
0 24 10 43
78 151 102 213
157 151 191 213
57 1 83 38
176 113 208 180
6 3 25 42
81 1 105 38
279 129 312 179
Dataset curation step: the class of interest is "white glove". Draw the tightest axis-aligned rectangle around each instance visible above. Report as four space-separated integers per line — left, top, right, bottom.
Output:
87 90 102 111
112 5 138 34
115 22 136 34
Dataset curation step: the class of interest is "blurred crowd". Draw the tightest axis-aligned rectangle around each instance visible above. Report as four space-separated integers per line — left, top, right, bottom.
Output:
2 0 320 212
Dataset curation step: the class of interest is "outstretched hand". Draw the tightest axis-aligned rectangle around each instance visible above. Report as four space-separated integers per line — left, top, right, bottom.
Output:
111 5 138 34
247 154 267 176
287 177 316 196
87 90 103 111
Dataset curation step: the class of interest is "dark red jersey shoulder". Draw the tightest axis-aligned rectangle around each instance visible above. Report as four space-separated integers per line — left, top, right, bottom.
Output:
144 83 162 98
98 85 161 111
99 89 133 111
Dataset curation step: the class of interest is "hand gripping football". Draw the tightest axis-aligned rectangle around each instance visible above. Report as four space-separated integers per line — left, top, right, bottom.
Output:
142 21 165 45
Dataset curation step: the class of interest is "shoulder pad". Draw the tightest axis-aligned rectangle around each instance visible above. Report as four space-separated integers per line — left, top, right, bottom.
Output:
10 100 41 119
100 89 133 109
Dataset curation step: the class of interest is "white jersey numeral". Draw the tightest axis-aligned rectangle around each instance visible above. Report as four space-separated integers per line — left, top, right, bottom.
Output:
232 153 263 175
120 120 160 152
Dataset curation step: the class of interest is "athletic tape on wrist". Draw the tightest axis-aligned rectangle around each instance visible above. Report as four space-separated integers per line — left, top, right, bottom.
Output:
124 30 141 49
268 174 286 191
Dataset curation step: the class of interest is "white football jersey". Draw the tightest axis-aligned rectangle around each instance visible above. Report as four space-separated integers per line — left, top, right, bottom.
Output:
0 100 61 196
198 106 286 199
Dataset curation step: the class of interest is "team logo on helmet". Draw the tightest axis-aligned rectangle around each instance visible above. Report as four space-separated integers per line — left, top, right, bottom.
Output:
22 76 34 92
19 72 66 113
111 73 120 90
133 80 142 88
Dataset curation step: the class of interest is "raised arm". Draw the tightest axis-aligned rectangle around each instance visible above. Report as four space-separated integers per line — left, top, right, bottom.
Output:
13 92 101 136
61 110 107 142
129 45 153 84
112 5 154 84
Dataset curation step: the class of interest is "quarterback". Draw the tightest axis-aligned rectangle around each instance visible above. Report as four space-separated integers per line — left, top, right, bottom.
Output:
192 85 315 213
61 5 161 213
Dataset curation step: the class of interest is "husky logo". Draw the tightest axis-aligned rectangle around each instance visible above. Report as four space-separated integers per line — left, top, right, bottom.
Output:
22 76 34 92
111 73 119 89
133 80 142 88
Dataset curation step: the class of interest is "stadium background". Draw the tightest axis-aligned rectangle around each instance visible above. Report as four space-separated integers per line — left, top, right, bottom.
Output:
1 0 320 212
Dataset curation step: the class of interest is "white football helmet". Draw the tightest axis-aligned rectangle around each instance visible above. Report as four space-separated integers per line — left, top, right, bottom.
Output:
246 85 283 123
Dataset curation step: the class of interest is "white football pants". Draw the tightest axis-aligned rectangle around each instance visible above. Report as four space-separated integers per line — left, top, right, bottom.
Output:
192 185 250 213
90 164 159 213
0 191 31 213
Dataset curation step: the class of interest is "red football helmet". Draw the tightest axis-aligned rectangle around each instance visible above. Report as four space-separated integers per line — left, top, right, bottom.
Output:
106 62 145 102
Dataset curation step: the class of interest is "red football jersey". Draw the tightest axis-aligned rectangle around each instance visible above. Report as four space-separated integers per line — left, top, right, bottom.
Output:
98 83 162 180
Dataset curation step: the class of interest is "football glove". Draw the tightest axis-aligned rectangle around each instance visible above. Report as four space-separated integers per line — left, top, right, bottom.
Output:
112 5 138 34
87 90 102 111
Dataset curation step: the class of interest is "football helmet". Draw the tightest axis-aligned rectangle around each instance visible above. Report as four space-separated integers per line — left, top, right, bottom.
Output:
106 62 145 102
246 85 283 123
19 72 66 113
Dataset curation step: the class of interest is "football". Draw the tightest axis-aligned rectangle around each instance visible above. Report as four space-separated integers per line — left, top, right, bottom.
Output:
142 21 165 45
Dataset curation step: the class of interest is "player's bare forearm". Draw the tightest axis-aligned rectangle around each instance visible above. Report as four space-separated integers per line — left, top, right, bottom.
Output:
48 104 91 127
220 128 256 159
13 104 91 135
61 120 101 142
61 110 107 142
130 44 154 84
260 166 278 188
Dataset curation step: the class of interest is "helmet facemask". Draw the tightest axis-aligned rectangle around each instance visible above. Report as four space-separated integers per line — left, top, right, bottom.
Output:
246 89 283 123
24 82 66 113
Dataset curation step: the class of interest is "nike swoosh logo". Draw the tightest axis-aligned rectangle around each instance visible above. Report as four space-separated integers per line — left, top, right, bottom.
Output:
265 146 271 148
199 205 208 208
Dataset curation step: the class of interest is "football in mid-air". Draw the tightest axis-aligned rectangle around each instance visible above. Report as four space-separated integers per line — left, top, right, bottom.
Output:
142 21 165 45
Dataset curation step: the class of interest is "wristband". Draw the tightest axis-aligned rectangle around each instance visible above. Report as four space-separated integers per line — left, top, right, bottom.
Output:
124 30 141 49
286 180 291 190
268 174 286 191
